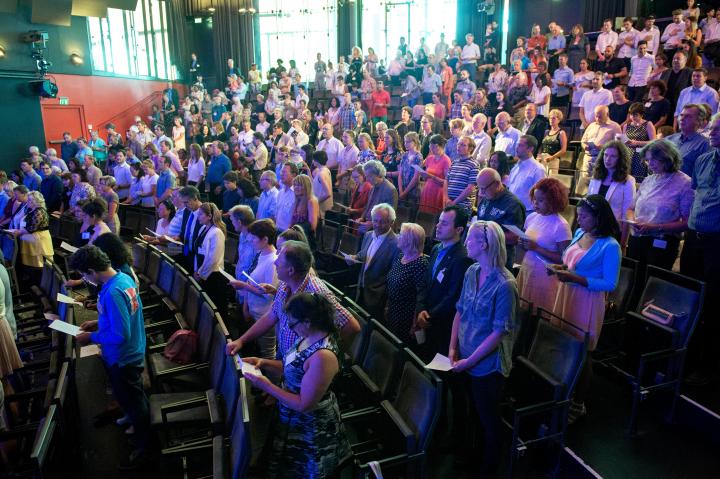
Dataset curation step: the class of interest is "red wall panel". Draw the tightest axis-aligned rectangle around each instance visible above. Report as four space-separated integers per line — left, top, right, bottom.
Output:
40 74 184 147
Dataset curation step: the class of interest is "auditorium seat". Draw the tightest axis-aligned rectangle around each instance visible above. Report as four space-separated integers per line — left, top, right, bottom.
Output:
595 265 705 435
503 313 588 477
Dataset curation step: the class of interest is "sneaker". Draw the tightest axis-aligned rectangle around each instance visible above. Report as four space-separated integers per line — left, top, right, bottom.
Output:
125 425 135 435
116 414 131 426
117 448 149 471
567 401 587 424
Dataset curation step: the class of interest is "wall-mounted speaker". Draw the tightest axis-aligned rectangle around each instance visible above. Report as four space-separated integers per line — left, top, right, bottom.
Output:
29 79 59 98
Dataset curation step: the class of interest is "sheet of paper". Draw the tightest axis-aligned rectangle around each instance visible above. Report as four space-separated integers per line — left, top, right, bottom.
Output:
340 252 362 264
161 235 183 246
411 164 425 173
218 269 236 283
60 241 78 253
80 344 101 358
240 359 262 377
620 219 637 225
57 293 83 306
145 227 159 237
240 271 262 288
426 353 454 372
48 320 81 336
44 312 60 321
502 224 529 240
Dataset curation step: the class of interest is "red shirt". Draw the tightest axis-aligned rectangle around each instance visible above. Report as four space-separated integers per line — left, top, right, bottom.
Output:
370 89 391 118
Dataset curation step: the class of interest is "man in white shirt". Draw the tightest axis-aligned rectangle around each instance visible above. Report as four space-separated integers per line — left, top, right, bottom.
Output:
275 162 297 231
255 111 271 137
596 19 619 61
470 113 492 168
617 17 640 61
295 85 309 109
579 105 621 194
335 130 360 203
236 120 255 154
113 150 133 201
662 10 686 52
507 135 546 212
494 112 522 156
639 15 660 55
579 72 614 128
703 17 720 66
628 41 656 101
316 123 343 169
460 33 481 81
435 32 449 60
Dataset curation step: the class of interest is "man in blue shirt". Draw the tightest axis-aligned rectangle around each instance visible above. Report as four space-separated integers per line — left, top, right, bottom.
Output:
551 54 574 107
674 69 720 128
257 170 279 220
20 160 42 191
665 104 711 176
154 156 176 206
39 162 63 211
73 246 149 469
207 142 231 208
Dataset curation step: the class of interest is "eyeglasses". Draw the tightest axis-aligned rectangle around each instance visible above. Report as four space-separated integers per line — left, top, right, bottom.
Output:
477 180 498 192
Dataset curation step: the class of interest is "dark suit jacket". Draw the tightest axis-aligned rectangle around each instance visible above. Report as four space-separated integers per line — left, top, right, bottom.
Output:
660 68 692 105
362 179 399 221
415 240 474 355
522 115 550 155
356 230 400 316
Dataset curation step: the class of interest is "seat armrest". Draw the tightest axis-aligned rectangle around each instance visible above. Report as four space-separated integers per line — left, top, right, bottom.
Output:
626 311 678 336
212 434 226 478
516 357 564 394
161 297 178 313
155 361 209 377
160 393 208 424
380 399 417 453
351 365 381 399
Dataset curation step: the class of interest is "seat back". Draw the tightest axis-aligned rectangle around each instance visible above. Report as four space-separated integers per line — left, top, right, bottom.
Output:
157 255 176 296
635 266 705 347
218 353 242 429
392 350 442 453
184 280 203 330
229 379 252 479
361 321 403 398
131 241 148 275
138 212 157 236
170 267 188 310
59 216 80 243
30 405 59 479
145 249 162 285
123 208 143 235
511 298 535 359
338 228 361 255
527 318 586 398
39 260 54 295
606 256 638 320
319 221 340 253
224 233 239 267
415 211 437 239
197 301 218 361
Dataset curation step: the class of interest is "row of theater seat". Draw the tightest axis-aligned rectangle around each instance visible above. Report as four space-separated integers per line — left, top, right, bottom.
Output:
0 258 77 478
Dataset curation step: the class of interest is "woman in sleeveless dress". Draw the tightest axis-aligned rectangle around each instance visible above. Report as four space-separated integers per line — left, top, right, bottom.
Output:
622 103 656 182
243 293 351 479
291 174 319 250
540 109 568 174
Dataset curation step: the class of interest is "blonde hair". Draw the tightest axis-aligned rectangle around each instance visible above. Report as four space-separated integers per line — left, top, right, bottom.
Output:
398 223 425 255
549 108 564 122
199 202 227 236
467 221 507 269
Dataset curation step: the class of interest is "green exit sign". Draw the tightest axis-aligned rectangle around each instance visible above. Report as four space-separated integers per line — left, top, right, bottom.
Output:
59 97 69 105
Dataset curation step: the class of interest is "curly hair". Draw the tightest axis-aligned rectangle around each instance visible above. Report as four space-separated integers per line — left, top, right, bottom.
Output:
592 140 631 182
530 178 569 214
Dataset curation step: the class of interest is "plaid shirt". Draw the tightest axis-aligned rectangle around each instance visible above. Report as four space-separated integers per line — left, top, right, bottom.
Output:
339 104 357 131
449 101 463 120
272 274 354 358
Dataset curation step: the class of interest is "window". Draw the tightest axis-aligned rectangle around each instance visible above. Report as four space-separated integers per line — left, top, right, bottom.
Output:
87 0 174 80
360 0 457 64
257 0 338 81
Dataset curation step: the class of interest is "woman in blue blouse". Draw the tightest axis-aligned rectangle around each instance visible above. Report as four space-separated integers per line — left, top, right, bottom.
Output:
450 220 518 478
548 194 621 422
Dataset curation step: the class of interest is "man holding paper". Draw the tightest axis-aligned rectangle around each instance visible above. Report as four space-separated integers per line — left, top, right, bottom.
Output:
69 246 150 469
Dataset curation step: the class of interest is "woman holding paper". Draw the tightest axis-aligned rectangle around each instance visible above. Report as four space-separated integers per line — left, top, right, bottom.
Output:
418 134 451 214
517 178 572 313
10 191 53 286
548 195 621 422
194 202 227 317
398 132 423 203
77 199 111 246
242 292 351 478
229 219 279 359
449 220 518 478
626 140 693 272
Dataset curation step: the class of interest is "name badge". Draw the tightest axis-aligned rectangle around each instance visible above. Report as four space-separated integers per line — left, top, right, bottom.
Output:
644 102 652 108
82 232 90 240
652 238 668 249
436 268 446 284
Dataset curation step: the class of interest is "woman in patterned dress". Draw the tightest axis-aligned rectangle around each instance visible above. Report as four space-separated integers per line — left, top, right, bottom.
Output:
386 223 428 344
419 134 451 214
622 102 656 182
243 293 351 478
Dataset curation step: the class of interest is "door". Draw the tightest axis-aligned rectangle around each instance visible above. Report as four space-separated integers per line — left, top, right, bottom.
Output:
40 104 87 150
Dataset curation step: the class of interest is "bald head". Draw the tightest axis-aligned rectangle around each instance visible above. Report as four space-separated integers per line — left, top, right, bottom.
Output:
595 105 609 123
476 167 503 200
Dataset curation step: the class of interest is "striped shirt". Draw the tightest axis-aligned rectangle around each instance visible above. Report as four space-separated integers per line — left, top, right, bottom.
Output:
272 274 354 358
689 149 720 233
447 157 480 214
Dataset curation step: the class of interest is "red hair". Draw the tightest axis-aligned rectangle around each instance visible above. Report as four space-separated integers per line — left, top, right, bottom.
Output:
530 177 569 214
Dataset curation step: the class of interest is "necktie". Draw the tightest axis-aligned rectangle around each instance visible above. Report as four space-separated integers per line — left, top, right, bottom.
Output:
248 252 261 274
